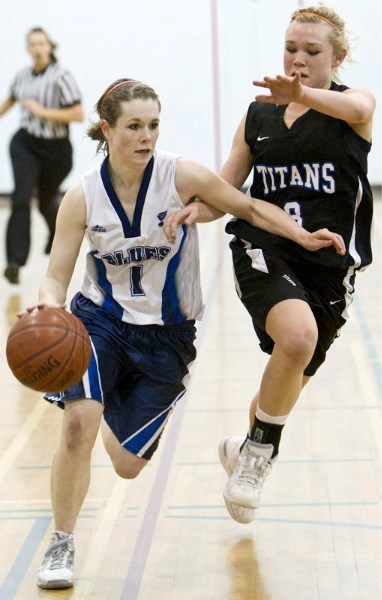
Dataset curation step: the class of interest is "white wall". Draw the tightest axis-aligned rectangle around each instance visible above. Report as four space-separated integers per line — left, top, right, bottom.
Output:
0 0 381 192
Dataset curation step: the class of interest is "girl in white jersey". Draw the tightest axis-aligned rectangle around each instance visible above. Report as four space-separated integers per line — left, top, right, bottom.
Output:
23 78 344 589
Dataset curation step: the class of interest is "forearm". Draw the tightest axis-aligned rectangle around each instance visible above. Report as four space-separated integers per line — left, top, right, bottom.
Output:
0 98 15 116
40 104 84 124
254 75 375 125
39 278 69 306
219 159 250 190
39 276 68 305
163 200 224 243
250 199 309 245
299 86 373 124
192 200 225 223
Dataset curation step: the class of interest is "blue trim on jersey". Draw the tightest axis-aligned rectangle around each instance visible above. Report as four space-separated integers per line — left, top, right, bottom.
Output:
161 225 187 324
93 252 124 320
133 156 154 236
101 157 130 235
100 155 154 238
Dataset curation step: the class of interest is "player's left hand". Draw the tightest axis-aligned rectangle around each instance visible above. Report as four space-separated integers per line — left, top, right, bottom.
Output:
301 228 346 255
163 204 200 243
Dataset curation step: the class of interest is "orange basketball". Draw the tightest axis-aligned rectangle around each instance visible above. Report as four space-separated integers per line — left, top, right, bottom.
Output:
6 307 92 393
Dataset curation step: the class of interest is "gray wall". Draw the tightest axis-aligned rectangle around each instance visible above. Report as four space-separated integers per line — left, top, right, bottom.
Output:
0 0 381 191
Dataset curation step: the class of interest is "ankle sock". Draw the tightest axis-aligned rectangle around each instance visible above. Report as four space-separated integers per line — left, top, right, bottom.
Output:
248 407 289 458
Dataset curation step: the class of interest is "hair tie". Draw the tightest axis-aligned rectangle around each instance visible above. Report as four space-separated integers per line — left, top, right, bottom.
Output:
100 79 139 111
296 11 339 32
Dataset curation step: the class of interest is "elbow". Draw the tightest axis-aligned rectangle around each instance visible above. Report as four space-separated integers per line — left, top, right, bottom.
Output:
350 102 374 125
352 108 368 124
75 109 85 123
72 104 85 123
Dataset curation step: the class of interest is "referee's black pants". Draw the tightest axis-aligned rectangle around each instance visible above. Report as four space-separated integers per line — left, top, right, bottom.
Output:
6 128 73 266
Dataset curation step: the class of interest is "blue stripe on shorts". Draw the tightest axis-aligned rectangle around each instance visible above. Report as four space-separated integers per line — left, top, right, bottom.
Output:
45 292 196 460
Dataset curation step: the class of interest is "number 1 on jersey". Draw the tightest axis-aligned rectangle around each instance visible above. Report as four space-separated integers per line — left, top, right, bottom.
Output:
130 265 145 296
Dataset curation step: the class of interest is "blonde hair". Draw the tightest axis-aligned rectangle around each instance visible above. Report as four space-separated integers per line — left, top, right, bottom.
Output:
290 4 354 80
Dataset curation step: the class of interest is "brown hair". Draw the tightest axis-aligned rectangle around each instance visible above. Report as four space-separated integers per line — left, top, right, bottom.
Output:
87 78 161 154
27 27 58 63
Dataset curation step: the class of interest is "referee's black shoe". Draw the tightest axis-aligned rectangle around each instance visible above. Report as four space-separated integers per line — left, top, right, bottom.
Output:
4 264 20 284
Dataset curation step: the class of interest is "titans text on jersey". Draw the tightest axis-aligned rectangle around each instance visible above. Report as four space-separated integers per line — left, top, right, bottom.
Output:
256 162 335 195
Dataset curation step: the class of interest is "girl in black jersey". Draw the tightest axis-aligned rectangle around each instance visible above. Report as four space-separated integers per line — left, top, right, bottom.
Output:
166 5 376 524
0 27 83 284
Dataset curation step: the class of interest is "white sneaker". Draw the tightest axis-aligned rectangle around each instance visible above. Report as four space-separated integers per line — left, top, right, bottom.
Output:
219 436 256 524
224 438 274 509
37 530 75 589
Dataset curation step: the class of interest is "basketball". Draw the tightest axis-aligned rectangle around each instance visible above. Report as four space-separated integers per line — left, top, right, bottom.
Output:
6 307 92 393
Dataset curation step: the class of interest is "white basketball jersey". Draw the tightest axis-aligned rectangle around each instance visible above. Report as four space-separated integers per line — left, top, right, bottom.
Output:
80 150 204 326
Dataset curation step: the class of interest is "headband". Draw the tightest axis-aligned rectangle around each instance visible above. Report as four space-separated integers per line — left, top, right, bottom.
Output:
295 11 339 32
100 79 139 111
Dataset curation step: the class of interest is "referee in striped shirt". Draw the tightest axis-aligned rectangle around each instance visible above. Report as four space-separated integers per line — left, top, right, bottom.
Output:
0 27 83 284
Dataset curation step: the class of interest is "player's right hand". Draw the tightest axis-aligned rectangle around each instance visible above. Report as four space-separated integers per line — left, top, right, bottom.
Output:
163 205 200 243
17 303 66 319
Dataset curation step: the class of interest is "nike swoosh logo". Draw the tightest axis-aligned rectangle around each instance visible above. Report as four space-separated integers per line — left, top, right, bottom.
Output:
257 136 269 141
329 300 341 305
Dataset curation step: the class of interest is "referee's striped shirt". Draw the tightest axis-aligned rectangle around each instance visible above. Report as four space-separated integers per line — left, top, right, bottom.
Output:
9 61 82 139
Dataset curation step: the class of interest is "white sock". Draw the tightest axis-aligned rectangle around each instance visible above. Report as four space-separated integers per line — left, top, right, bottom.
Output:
256 405 289 426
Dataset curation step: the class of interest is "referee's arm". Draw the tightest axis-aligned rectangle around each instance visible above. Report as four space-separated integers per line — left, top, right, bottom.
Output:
0 97 16 117
21 100 84 123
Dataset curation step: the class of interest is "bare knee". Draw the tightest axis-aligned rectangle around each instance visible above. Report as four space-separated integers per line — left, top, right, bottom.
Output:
275 324 318 370
101 419 148 479
112 453 148 479
61 402 101 456
267 300 319 369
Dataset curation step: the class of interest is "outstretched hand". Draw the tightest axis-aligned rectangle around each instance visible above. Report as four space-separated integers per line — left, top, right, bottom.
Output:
301 229 346 255
253 72 305 105
163 205 200 244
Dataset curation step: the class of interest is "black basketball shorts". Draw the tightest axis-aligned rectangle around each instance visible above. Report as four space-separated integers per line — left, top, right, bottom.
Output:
229 238 354 376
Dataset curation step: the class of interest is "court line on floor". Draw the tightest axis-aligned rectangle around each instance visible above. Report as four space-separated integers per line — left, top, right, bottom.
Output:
0 516 51 600
164 514 382 529
0 400 48 485
120 226 223 599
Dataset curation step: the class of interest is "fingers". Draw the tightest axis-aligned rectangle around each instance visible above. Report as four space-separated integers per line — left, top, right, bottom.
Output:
16 303 66 319
16 305 41 319
331 234 346 255
163 219 177 244
163 206 198 243
252 79 268 89
310 229 346 255
163 212 185 244
316 229 346 255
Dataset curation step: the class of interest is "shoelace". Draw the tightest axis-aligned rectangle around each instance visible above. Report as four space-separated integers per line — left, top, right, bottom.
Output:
236 455 272 486
46 539 72 570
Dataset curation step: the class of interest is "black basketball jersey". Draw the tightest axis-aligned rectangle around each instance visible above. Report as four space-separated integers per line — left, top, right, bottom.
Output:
226 82 373 270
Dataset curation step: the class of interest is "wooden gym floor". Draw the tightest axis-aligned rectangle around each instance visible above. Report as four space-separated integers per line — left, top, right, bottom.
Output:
0 198 381 600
